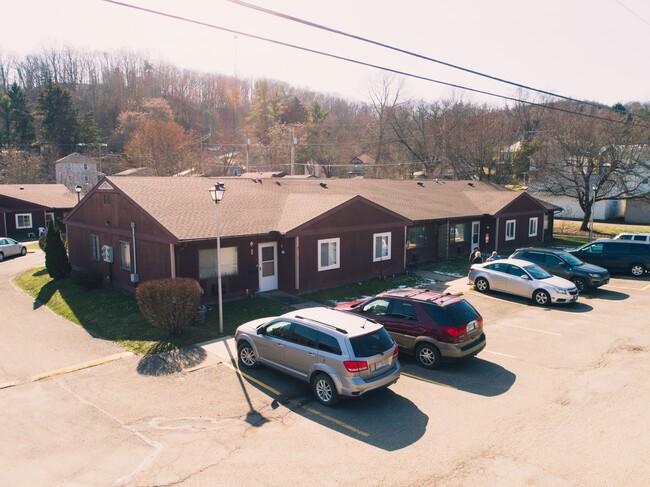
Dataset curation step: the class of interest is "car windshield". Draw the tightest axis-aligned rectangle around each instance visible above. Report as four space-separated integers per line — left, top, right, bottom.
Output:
523 264 552 280
349 328 394 358
558 251 583 266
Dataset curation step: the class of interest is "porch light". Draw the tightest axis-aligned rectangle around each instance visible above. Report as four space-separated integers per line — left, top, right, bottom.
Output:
75 184 82 202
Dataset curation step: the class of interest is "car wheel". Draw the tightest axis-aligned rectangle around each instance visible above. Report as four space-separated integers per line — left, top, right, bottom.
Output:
629 263 646 277
20 247 27 256
0 252 4 262
533 289 550 306
570 277 587 293
237 341 259 369
474 277 489 293
415 342 442 370
312 373 340 407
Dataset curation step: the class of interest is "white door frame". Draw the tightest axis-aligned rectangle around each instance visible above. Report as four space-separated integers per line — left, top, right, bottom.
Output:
471 221 480 248
258 242 278 292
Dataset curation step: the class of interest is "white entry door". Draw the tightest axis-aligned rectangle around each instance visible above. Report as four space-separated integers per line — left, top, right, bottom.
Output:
258 242 278 292
471 221 480 248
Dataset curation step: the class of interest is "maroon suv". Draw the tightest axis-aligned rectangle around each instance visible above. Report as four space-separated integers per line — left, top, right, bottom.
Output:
335 288 485 369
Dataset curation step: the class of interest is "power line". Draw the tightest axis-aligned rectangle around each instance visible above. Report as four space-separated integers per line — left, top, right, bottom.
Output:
228 0 649 121
614 0 650 27
103 0 650 129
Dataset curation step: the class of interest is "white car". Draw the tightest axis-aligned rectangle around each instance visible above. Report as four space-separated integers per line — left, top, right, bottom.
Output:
0 238 27 262
468 258 579 305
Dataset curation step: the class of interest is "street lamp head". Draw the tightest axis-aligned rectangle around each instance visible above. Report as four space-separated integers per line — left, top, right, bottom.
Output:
75 185 82 194
208 182 226 204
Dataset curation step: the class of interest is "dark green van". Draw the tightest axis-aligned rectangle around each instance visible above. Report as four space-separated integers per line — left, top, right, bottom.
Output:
570 240 650 277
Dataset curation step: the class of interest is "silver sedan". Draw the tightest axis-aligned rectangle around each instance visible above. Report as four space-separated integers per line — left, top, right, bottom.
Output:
0 238 27 262
468 258 579 305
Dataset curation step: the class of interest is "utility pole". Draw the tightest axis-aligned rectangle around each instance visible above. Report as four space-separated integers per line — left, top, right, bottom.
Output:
290 128 296 175
246 136 250 172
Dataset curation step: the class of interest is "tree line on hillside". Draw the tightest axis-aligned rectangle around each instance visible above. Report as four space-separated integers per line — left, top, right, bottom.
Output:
1 46 649 230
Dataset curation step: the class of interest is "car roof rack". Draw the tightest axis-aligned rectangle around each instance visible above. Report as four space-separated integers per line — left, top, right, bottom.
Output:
294 315 350 334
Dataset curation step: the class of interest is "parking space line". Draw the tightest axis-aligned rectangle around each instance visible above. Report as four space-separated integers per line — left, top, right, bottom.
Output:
401 371 454 388
302 406 370 437
237 369 282 396
483 350 519 359
607 283 650 291
0 381 17 389
223 363 370 438
502 324 562 336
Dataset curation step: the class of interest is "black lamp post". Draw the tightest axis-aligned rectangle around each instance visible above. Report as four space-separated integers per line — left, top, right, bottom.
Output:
208 182 226 334
75 185 82 203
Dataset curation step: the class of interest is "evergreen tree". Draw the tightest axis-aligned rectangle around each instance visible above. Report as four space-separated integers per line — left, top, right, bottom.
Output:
8 83 36 148
38 83 79 156
44 218 71 279
77 111 101 145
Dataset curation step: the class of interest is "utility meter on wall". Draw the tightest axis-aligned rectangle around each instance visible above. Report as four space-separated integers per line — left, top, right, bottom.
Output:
101 245 114 263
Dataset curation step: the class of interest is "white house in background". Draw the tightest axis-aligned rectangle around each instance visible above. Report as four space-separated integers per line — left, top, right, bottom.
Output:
55 152 99 193
528 193 625 221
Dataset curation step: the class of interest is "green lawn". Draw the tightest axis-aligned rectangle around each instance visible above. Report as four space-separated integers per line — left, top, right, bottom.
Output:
302 273 432 307
13 267 290 355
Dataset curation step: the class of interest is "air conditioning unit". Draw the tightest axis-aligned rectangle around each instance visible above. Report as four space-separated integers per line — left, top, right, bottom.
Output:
101 245 114 263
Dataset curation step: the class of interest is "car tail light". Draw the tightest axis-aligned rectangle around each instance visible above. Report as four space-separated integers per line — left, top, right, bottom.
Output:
441 325 465 338
393 347 399 360
344 361 368 373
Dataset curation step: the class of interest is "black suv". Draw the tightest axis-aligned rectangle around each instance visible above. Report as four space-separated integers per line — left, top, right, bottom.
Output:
510 247 610 293
570 239 650 277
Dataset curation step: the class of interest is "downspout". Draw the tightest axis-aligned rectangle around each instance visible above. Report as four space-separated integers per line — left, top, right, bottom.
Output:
130 221 138 276
400 226 404 268
294 237 300 291
170 243 176 278
495 218 500 251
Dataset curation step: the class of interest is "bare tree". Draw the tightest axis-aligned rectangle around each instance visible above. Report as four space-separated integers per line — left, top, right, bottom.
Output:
535 104 650 230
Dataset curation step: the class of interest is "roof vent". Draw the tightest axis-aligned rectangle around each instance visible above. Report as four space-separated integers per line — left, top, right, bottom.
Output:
417 181 424 187
275 181 281 186
468 182 475 187
19 186 24 190
320 182 328 189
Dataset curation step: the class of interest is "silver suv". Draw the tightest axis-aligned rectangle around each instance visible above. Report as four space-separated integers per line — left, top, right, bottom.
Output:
235 307 400 406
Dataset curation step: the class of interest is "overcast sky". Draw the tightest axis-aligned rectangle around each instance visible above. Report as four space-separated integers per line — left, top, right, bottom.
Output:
2 0 649 106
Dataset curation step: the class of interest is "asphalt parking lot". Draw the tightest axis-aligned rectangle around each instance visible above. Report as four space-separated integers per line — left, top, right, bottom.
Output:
2 256 650 486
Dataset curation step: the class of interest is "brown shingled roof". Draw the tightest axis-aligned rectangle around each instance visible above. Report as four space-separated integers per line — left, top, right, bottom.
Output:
0 184 78 208
101 177 534 241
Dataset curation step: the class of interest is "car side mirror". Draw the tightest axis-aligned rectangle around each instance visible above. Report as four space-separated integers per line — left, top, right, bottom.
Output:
520 275 530 280
257 327 266 335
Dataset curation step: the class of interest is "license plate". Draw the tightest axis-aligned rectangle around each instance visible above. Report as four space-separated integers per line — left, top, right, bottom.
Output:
373 359 388 370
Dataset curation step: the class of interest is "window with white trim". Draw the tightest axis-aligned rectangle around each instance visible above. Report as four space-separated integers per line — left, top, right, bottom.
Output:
119 241 132 270
318 238 340 271
373 232 391 262
16 213 32 229
528 217 538 237
198 247 238 279
505 220 516 241
90 235 100 261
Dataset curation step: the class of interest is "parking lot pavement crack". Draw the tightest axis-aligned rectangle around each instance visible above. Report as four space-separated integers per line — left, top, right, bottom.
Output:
52 378 164 487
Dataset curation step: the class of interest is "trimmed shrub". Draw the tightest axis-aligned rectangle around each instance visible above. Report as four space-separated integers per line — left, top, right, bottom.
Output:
136 278 201 335
71 268 104 291
44 219 71 279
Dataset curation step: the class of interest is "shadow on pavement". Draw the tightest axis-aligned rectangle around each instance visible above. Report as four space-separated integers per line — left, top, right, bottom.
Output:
136 345 206 375
239 366 428 451
472 290 594 313
580 288 629 301
398 355 516 397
